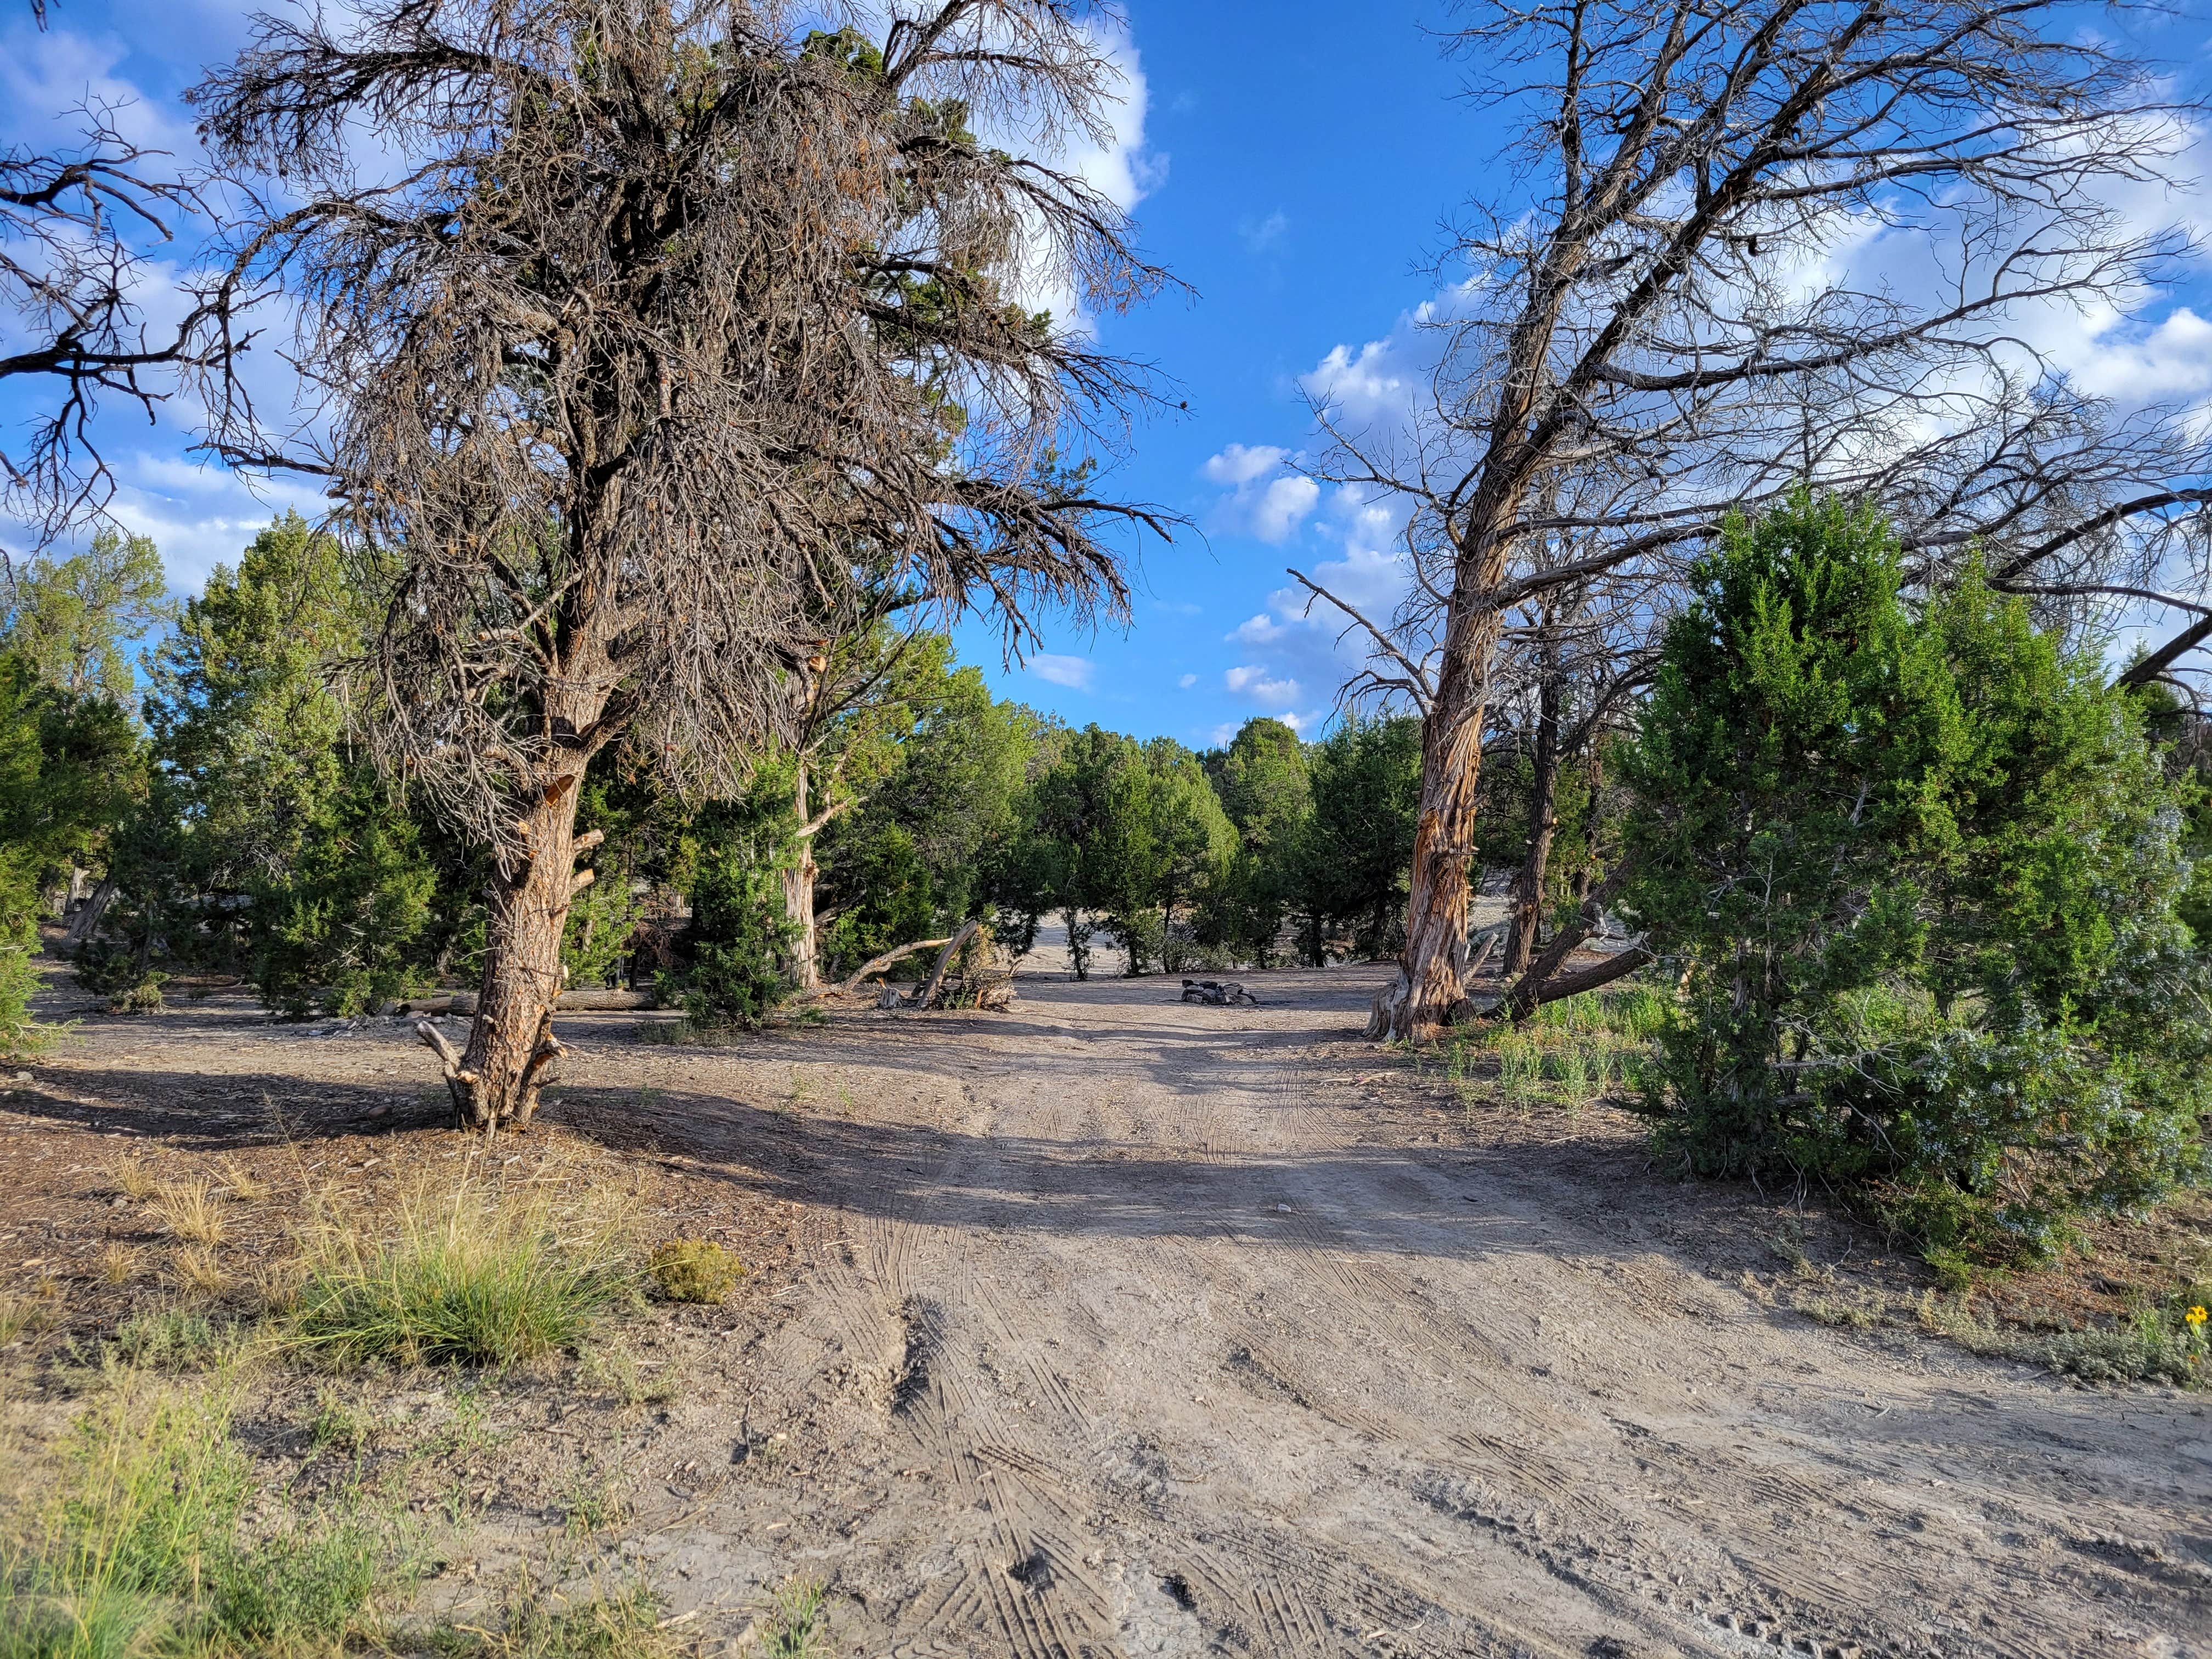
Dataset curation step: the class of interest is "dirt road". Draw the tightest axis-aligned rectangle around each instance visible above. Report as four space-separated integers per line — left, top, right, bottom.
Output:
572 967 2212 1658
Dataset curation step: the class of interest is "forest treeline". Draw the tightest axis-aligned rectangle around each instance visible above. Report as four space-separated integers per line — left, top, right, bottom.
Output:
10 490 2212 1268
0 515 1442 1031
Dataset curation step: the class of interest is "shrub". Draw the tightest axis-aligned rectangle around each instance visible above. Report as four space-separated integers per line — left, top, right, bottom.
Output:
109 1308 233 1371
664 819 793 1031
282 1171 634 1368
208 1524 379 1647
71 940 166 1014
1623 490 2212 1263
646 1239 743 1305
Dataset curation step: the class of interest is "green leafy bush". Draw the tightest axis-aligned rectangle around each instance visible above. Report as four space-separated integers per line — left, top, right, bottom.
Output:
662 806 794 1030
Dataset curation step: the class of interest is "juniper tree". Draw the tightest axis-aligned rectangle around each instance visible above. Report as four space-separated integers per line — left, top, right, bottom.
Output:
193 0 1172 1126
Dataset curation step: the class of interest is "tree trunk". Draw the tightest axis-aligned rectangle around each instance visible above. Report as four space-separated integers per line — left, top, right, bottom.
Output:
419 765 600 1132
782 758 821 991
1504 659 1562 977
61 876 119 948
1500 863 1640 1022
1370 566 1509 1041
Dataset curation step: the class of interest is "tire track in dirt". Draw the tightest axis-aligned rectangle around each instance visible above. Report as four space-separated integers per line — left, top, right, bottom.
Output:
645 968 2212 1658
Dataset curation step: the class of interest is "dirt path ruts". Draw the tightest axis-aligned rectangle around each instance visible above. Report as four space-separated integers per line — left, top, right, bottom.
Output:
612 967 2211 1658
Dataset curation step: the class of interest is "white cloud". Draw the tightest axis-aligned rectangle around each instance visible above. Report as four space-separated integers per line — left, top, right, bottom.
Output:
1028 653 1094 690
1202 476 1423 725
1238 210 1288 254
1201 443 1286 487
0 24 202 156
1201 445 1319 543
1177 672 1197 688
994 19 1164 330
1065 28 1165 212
2058 306 2212 404
1224 664 1301 704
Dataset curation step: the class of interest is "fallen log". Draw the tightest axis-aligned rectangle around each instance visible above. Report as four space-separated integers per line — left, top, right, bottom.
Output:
1180 978 1256 1006
825 936 953 998
912 920 982 1011
402 987 651 1015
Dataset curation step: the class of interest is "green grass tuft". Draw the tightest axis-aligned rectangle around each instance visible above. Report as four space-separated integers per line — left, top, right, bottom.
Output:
0 1377 387 1659
763 1576 830 1658
281 1170 635 1369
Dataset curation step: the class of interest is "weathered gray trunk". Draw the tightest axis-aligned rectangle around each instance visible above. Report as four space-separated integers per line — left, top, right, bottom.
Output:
1370 516 1514 1041
62 876 119 948
782 758 821 991
416 690 608 1132
1504 663 1562 977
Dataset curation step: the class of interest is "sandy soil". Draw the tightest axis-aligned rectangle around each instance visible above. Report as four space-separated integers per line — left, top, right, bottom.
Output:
4 964 2211 1657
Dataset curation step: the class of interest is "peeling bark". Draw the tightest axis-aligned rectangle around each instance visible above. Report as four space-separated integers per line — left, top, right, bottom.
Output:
1375 522 1514 1041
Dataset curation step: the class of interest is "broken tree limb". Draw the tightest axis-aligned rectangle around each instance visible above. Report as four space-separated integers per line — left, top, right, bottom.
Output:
1498 864 1643 1023
406 987 647 1014
1514 944 1656 1012
416 1019 479 1131
1288 567 1437 713
913 919 982 1012
572 828 606 854
826 936 952 997
512 1009 566 1125
2115 612 2212 688
60 876 119 949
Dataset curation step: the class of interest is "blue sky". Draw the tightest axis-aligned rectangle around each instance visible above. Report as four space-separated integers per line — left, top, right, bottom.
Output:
6 0 2212 749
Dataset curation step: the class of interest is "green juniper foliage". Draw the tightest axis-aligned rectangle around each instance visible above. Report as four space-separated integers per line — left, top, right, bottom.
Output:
666 797 797 1028
1293 715 1423 964
1623 489 2211 1262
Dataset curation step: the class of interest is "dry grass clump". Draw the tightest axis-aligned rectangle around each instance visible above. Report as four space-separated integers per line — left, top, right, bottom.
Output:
279 1160 637 1369
646 1238 743 1305
216 1160 268 1203
109 1156 158 1203
0 1293 47 1345
148 1180 227 1248
170 1248 230 1300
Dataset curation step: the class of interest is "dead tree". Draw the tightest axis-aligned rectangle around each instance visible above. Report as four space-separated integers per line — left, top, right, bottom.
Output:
1309 0 2211 1040
194 0 1175 1128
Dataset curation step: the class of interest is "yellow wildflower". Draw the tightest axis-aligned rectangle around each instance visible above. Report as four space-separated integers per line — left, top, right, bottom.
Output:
2188 1305 2209 1328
